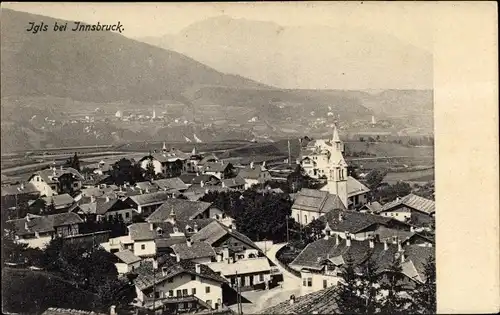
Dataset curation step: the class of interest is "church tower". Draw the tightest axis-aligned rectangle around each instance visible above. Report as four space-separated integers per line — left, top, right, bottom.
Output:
320 124 348 208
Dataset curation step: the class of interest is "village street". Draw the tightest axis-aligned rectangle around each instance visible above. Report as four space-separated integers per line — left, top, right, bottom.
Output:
230 243 302 314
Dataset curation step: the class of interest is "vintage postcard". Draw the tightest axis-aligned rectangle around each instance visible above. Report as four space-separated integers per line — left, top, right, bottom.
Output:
1 2 498 315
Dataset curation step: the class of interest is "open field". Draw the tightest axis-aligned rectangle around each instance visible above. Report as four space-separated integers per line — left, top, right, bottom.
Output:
383 168 435 184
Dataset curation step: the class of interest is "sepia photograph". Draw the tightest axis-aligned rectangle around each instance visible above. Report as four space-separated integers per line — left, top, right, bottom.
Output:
1 2 497 315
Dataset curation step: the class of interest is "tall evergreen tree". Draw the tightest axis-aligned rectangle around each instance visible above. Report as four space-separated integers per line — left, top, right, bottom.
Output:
71 152 81 171
409 255 436 314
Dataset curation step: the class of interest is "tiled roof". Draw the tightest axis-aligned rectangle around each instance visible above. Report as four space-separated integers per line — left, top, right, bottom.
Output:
146 199 212 223
380 194 435 215
198 154 219 165
347 176 370 196
7 213 83 236
1 182 39 196
134 256 227 291
192 174 221 185
402 245 435 283
182 185 229 200
202 162 231 173
33 167 84 184
292 188 345 213
82 174 110 186
128 223 157 241
153 178 189 191
207 257 271 276
258 285 341 314
237 166 266 180
171 241 216 260
191 221 260 251
114 250 142 265
361 201 383 212
144 151 189 163
135 181 160 192
41 194 75 207
41 308 106 315
128 191 171 206
221 176 246 188
320 209 394 234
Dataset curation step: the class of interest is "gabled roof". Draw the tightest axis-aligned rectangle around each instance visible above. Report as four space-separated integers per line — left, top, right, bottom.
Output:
222 176 246 188
361 201 383 212
192 174 221 185
114 250 142 265
153 178 189 191
237 166 268 180
198 154 219 165
202 162 231 173
207 257 271 276
135 181 160 192
1 182 39 197
258 285 341 314
128 223 158 241
319 209 397 234
42 308 106 315
171 241 216 260
380 194 435 215
143 151 189 163
191 221 259 251
134 255 227 291
292 188 345 213
41 194 75 207
347 176 370 196
7 213 83 236
401 245 435 283
31 167 84 184
146 199 213 223
127 191 171 206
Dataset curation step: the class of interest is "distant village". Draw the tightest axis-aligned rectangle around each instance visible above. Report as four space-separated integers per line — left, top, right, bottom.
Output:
2 124 435 315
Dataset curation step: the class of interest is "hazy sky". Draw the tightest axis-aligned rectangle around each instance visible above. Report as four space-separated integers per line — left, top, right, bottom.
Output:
3 2 434 52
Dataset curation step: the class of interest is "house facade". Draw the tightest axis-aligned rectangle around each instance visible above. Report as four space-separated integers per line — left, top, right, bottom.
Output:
291 188 346 226
28 167 84 197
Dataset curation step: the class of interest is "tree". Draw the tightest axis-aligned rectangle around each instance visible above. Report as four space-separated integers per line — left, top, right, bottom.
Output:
71 153 81 171
336 255 376 314
144 160 156 181
365 169 387 190
409 255 436 314
303 218 325 243
379 258 412 314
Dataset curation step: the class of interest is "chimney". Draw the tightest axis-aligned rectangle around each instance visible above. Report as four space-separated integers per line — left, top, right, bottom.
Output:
195 263 201 274
410 226 415 233
194 222 199 233
109 305 117 315
60 165 63 171
105 196 110 202
200 180 204 188
176 253 181 263
289 295 296 305
205 189 209 194
384 239 389 250
250 161 254 169
397 240 403 252
345 232 351 247
169 207 176 225
369 236 375 249
228 225 233 233
400 251 406 263
222 181 226 188
162 266 168 276
222 246 229 260
324 230 329 240
338 212 343 222
20 183 25 190
392 235 398 245
152 259 158 270
24 221 29 231
90 195 95 203
216 254 222 262
334 233 340 244
187 238 192 247
140 189 144 195
228 257 234 264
